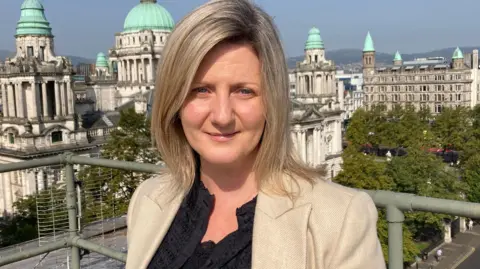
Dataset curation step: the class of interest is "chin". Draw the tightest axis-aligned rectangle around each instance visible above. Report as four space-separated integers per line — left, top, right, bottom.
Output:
200 151 245 166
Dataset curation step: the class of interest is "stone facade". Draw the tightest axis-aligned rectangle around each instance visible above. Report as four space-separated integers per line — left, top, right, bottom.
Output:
289 29 345 180
362 33 479 113
0 0 104 215
336 71 364 119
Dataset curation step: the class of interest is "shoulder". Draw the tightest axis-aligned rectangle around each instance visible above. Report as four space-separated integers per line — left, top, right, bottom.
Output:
298 179 378 225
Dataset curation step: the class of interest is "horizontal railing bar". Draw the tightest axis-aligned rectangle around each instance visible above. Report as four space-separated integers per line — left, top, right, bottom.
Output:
0 155 64 173
69 236 127 262
363 190 480 219
0 239 68 266
67 155 162 174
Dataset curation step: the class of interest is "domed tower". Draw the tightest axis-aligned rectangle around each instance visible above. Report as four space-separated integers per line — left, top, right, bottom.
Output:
362 32 375 75
95 53 110 77
304 27 325 63
109 0 175 108
15 0 55 61
393 51 403 66
452 47 464 70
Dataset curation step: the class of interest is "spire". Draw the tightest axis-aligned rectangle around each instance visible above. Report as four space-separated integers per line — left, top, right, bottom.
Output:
452 47 464 59
16 0 52 36
363 31 375 52
393 51 402 61
305 27 324 50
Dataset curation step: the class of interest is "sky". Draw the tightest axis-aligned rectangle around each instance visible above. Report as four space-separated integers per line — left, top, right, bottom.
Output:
0 0 479 59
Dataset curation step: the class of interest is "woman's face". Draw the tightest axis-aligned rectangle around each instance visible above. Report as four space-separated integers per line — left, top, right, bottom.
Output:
180 43 265 167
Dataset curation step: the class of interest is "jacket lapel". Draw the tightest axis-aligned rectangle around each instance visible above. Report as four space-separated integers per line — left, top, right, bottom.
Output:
127 192 184 269
252 188 312 269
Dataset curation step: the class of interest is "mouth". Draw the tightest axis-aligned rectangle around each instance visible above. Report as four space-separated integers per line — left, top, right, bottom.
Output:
206 131 239 141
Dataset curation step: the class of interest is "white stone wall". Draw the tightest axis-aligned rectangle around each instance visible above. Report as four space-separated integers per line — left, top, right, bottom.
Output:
14 35 55 61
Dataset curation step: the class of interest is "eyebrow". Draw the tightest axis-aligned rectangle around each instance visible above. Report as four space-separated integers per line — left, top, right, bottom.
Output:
191 82 260 88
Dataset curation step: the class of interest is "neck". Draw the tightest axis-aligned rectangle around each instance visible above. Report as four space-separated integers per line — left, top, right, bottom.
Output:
199 156 258 205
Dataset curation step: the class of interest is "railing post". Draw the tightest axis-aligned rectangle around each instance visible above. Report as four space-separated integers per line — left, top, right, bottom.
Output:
65 153 80 269
387 205 404 269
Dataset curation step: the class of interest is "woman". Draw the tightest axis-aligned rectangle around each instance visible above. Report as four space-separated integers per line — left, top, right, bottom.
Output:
126 0 385 268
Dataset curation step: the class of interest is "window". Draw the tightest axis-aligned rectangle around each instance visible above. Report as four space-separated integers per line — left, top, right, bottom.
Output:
39 46 45 61
435 104 443 113
51 131 63 143
314 55 318 63
8 133 14 144
27 46 34 57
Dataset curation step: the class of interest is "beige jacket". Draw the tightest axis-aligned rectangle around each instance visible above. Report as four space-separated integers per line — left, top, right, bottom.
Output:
125 174 386 269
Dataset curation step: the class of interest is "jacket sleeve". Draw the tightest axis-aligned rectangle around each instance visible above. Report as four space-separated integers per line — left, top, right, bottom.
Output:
126 179 148 247
327 191 386 269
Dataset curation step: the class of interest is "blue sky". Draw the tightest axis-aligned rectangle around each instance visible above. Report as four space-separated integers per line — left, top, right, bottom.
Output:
0 0 478 58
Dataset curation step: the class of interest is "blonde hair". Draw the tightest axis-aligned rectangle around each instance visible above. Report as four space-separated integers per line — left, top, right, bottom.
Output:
151 0 325 197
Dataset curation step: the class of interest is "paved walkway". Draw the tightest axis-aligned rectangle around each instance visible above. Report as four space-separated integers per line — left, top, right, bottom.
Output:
415 225 480 269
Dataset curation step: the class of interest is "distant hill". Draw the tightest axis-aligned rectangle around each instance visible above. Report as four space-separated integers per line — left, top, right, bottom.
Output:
287 47 480 68
0 49 94 66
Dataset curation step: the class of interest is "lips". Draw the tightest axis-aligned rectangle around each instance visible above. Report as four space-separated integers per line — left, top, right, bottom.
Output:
206 131 239 142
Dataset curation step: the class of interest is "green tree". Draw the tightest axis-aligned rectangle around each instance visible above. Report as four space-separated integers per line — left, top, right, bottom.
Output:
432 106 471 151
462 153 480 203
0 195 38 247
78 108 161 223
386 149 467 240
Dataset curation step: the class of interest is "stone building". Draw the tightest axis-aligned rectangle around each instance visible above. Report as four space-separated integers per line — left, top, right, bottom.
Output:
0 0 107 214
336 71 364 120
290 28 344 179
104 0 174 110
362 32 479 114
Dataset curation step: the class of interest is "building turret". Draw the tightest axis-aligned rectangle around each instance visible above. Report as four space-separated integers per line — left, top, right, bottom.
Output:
362 32 375 75
95 52 110 77
452 47 464 70
304 27 325 63
393 51 402 66
14 0 55 61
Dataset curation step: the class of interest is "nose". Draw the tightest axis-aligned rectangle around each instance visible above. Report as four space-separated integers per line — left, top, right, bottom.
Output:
210 89 234 127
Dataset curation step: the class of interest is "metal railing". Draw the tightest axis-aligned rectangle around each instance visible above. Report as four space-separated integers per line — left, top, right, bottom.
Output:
0 152 479 269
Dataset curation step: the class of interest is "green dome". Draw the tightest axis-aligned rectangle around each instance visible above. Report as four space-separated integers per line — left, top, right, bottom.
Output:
452 47 464 59
16 0 52 36
96 53 109 68
393 51 402 61
363 31 375 52
123 0 174 33
305 27 324 50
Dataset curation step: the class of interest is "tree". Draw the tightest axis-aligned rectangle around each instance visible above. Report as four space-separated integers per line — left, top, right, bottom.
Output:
0 195 38 247
386 149 467 240
462 153 480 203
77 108 161 223
432 106 471 151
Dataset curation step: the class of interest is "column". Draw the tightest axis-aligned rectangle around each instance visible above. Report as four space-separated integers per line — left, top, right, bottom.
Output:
141 58 145 83
322 75 326 95
60 82 66 116
132 59 136 82
1 84 8 117
126 59 131 82
42 82 48 118
16 83 24 118
4 172 12 213
31 82 39 119
444 221 452 243
310 72 315 94
54 81 61 117
148 56 153 83
459 217 467 233
117 61 123 82
300 130 306 162
67 81 73 115
313 128 318 165
7 84 15 117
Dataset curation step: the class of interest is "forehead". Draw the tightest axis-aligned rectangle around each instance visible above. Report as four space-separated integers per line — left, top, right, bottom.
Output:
193 42 261 82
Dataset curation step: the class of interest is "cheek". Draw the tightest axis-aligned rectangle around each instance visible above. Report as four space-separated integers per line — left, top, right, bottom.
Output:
180 101 210 128
235 101 266 131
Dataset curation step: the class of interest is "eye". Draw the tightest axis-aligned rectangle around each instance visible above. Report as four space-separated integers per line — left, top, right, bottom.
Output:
192 87 209 93
238 88 254 95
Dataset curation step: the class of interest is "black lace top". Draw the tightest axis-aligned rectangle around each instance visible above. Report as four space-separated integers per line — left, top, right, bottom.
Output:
147 175 257 269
